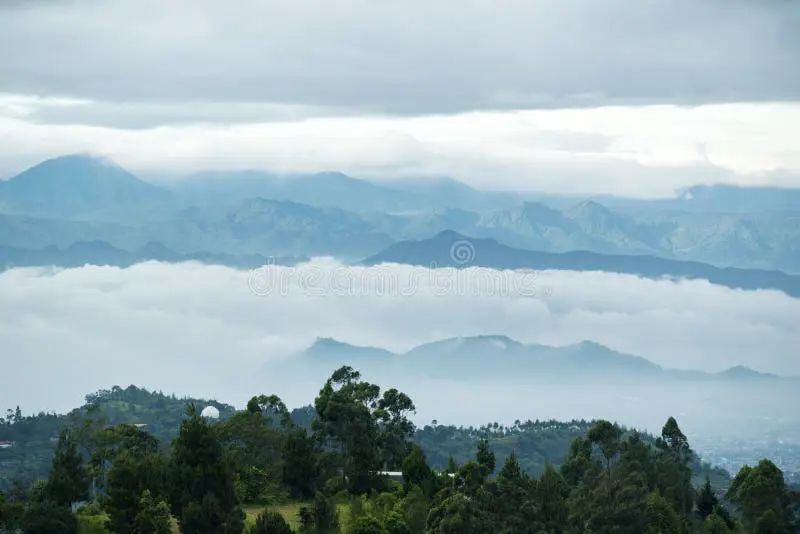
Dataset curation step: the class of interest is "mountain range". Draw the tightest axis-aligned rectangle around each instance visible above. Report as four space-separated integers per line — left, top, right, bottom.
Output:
363 230 800 298
263 334 792 385
1 154 799 273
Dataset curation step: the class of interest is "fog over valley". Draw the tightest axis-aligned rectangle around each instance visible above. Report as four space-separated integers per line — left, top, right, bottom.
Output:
2 261 798 445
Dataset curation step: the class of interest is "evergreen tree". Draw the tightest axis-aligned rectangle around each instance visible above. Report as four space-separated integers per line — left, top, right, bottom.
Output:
45 429 89 507
475 437 495 475
696 475 719 520
169 404 245 534
281 426 319 500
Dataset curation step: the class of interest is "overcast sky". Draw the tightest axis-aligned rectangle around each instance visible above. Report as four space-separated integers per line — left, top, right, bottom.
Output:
1 0 800 195
2 261 798 418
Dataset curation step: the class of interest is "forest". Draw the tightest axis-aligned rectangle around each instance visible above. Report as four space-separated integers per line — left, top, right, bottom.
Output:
0 366 798 533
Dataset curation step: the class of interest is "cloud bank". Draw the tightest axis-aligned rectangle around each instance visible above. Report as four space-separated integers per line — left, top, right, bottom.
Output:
1 261 797 420
2 99 800 197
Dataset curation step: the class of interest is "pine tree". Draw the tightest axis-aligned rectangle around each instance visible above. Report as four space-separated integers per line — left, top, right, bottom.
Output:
45 430 89 507
169 404 244 534
696 475 719 520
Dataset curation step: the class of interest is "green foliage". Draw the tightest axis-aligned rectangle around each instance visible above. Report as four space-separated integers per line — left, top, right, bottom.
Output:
298 491 339 534
249 509 293 534
20 500 78 534
644 490 681 533
76 513 109 534
132 490 171 534
281 426 319 500
313 367 415 495
6 369 800 534
727 459 796 533
169 404 244 534
45 429 89 507
104 427 168 534
400 445 435 497
475 438 495 475
696 475 719 520
349 513 384 534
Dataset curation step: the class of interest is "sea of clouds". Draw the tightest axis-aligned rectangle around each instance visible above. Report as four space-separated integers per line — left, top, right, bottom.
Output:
2 260 798 427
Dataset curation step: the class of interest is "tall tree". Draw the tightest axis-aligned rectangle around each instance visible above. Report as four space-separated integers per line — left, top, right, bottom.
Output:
655 417 695 516
314 366 414 494
169 404 244 534
45 429 89 507
281 426 319 500
104 430 168 534
475 438 496 476
696 475 719 520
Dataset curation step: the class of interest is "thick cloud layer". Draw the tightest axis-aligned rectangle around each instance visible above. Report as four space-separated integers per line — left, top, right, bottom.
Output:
2 99 800 196
1 261 798 421
1 0 798 113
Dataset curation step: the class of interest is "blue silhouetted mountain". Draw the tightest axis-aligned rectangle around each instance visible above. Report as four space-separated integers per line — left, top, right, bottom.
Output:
4 155 800 272
262 334 794 385
361 230 800 298
171 170 424 213
0 154 174 221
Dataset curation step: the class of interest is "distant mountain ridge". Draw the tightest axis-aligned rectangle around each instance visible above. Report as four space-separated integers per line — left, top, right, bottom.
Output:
2 155 799 272
362 230 800 298
265 334 790 384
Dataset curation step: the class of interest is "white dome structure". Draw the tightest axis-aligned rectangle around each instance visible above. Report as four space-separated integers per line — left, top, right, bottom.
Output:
200 406 220 420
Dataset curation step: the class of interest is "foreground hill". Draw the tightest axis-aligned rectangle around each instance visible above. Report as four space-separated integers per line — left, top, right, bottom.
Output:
362 230 800 298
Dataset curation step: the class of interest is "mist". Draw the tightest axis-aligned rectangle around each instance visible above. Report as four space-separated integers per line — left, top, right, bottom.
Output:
1 260 797 444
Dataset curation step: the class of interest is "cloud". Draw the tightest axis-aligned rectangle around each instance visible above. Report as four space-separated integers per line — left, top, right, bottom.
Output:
2 98 800 196
1 0 798 113
1 260 798 423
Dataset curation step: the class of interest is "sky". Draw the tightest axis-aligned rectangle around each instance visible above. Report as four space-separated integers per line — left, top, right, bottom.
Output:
1 0 800 196
2 261 798 420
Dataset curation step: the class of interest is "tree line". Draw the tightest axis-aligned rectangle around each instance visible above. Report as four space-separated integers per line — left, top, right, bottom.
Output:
1 366 798 533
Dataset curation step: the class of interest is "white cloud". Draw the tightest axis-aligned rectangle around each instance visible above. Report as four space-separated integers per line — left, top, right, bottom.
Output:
1 261 798 422
2 98 800 197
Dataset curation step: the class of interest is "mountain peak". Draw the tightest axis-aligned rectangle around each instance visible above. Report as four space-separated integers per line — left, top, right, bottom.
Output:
718 365 772 379
432 229 469 241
